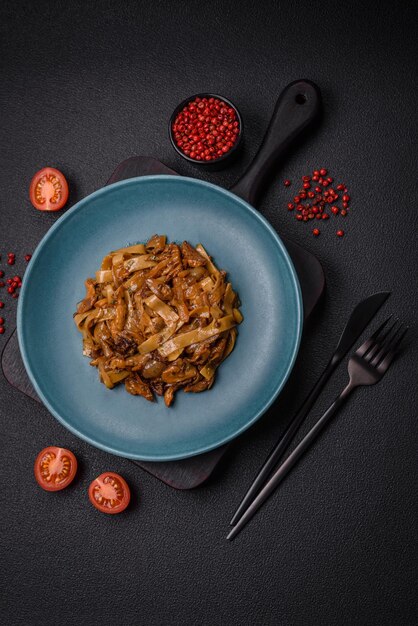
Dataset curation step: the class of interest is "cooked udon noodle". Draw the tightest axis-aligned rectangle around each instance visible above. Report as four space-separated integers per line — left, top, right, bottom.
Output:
74 235 242 407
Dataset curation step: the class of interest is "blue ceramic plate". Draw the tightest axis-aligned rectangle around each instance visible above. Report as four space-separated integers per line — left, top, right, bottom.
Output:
18 176 302 461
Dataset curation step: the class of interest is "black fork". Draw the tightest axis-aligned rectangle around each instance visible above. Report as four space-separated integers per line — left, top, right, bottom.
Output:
227 318 408 540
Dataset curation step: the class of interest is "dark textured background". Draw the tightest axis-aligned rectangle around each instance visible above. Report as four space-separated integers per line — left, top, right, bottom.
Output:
1 1 417 625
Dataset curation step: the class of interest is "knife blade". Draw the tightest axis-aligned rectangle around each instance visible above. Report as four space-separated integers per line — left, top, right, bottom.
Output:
229 291 391 527
331 291 391 362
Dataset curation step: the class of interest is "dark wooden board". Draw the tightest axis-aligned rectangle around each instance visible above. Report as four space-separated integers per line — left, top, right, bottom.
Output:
2 155 324 489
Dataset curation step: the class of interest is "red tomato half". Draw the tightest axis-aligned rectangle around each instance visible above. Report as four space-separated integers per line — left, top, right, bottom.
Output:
88 472 131 514
29 167 69 211
34 446 78 491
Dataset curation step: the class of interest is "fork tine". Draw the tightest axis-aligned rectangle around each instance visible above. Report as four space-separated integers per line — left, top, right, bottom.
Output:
356 316 392 357
377 327 408 373
365 319 399 363
371 325 408 368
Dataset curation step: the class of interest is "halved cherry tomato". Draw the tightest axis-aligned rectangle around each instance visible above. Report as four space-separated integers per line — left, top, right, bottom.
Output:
29 167 69 211
88 472 131 514
34 446 77 491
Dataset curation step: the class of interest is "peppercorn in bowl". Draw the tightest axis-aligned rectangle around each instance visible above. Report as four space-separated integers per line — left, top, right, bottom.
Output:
169 93 243 169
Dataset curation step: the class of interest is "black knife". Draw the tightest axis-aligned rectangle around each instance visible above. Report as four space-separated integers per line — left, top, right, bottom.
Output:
230 291 391 527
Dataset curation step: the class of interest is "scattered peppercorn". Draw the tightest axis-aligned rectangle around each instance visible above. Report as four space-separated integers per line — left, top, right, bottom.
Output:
283 168 351 238
0 318 4 325
25 254 32 262
0 328 4 334
313 228 320 237
0 302 4 308
284 180 291 187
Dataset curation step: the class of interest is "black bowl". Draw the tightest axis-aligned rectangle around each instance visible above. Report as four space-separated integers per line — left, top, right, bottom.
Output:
169 93 244 170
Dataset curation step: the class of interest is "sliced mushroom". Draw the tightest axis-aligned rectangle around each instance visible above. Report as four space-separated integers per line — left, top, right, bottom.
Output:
150 380 165 396
142 358 166 379
125 375 154 402
161 359 197 384
184 376 214 393
181 241 207 267
164 385 177 407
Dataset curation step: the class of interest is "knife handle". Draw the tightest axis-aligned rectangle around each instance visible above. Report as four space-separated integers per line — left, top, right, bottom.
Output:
230 356 337 526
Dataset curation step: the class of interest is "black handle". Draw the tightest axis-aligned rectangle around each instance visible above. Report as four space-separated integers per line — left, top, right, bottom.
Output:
230 356 337 526
230 80 321 206
227 384 353 540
